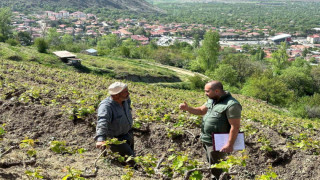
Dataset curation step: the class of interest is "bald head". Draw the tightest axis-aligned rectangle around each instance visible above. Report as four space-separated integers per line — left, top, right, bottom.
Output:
206 80 223 91
204 81 225 100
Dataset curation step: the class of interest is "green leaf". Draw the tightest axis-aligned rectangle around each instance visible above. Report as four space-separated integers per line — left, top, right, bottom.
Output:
190 170 203 180
62 174 70 180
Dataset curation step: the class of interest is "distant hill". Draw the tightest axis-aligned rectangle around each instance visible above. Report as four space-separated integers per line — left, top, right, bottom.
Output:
0 0 163 13
148 0 320 3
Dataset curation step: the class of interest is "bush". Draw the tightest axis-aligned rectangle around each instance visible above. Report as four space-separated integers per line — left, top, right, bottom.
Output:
5 38 19 46
119 46 130 58
153 49 171 65
188 75 206 90
290 93 320 118
0 33 5 42
241 75 293 106
157 82 191 90
34 38 49 53
306 106 320 118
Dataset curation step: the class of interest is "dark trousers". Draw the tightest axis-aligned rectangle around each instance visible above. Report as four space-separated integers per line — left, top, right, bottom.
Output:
110 130 135 157
203 143 226 179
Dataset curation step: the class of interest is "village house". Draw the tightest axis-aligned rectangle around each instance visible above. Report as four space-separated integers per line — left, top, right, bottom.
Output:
118 29 133 37
247 32 261 37
131 35 149 45
44 11 54 17
138 20 147 26
288 49 302 58
220 32 239 38
82 49 98 56
65 27 74 35
87 14 97 19
74 28 83 35
307 34 320 44
59 11 69 18
70 11 86 19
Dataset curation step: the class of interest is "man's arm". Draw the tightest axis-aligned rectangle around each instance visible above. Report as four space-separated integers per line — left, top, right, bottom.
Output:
220 118 240 153
95 103 112 149
220 103 242 153
179 102 208 115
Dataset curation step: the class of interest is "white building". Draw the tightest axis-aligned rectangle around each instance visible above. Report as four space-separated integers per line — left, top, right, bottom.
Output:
268 34 291 44
59 11 70 18
307 34 320 44
70 11 86 19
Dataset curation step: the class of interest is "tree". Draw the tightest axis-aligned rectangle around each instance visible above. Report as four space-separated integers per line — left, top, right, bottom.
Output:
242 44 251 52
302 48 309 57
97 34 120 55
133 27 146 36
193 34 200 48
311 66 320 93
196 30 220 72
241 75 293 106
279 66 313 96
310 57 318 64
34 38 49 53
0 8 12 41
212 64 238 87
17 31 32 46
268 42 289 75
61 34 73 45
221 54 264 84
0 33 5 42
252 46 265 61
291 57 310 69
46 28 61 48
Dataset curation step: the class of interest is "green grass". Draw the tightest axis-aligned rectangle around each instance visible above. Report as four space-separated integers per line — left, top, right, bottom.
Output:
0 43 181 83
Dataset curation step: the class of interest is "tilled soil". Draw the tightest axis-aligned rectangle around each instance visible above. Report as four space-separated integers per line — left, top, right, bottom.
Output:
1 100 320 180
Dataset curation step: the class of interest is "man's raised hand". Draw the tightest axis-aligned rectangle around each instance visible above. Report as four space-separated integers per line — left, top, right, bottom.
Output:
179 102 189 111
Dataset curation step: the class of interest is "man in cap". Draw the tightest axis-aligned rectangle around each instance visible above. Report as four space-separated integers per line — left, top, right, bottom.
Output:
95 82 134 157
179 80 242 180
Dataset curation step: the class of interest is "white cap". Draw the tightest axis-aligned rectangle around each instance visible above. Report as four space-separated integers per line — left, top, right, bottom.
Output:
108 82 127 95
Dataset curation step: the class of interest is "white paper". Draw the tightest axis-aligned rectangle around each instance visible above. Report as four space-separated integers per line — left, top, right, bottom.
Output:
213 133 245 151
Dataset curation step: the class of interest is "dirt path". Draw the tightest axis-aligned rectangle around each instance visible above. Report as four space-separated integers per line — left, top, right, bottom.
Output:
145 61 209 80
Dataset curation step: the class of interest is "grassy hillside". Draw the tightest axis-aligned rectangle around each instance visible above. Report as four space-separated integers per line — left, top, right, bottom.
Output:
1 45 320 179
0 43 181 83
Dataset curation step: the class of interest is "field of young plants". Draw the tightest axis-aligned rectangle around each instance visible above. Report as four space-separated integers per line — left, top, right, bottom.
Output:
1 45 320 179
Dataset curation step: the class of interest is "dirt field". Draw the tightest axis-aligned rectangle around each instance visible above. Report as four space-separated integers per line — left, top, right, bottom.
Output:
1 99 320 180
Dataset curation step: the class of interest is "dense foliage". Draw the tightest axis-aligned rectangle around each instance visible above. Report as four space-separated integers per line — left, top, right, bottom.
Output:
0 0 161 14
152 1 320 34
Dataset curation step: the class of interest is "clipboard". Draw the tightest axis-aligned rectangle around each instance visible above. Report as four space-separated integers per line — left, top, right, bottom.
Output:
212 132 245 151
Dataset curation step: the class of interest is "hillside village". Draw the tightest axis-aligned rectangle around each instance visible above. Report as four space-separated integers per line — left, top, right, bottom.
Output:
10 10 320 63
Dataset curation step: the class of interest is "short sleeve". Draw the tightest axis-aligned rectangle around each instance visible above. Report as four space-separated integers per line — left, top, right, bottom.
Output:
226 104 242 119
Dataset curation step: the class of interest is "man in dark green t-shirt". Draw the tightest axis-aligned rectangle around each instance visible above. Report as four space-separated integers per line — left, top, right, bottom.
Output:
179 80 242 179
